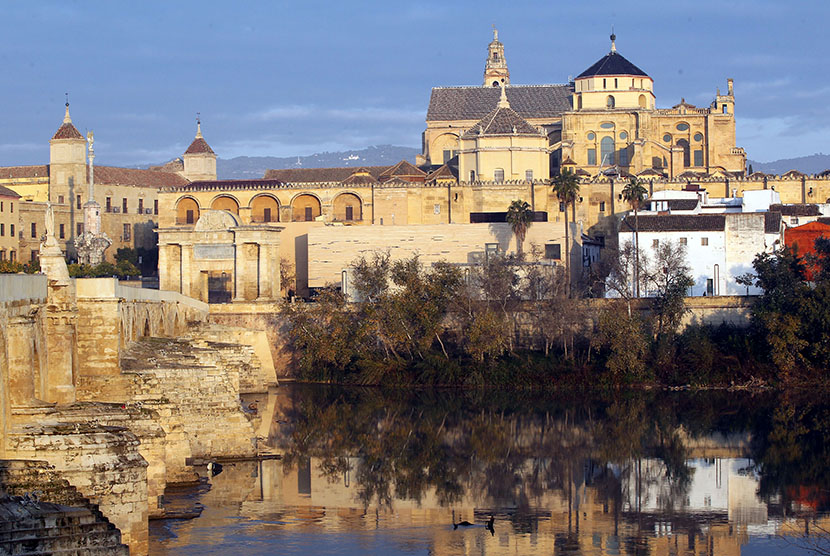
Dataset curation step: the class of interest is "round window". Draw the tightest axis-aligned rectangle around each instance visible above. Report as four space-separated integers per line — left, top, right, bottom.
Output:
619 131 628 140
587 132 595 140
676 123 689 131
600 122 614 129
694 133 703 142
663 134 672 143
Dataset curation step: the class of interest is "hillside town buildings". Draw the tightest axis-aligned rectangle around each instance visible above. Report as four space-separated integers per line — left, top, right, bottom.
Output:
2 31 830 301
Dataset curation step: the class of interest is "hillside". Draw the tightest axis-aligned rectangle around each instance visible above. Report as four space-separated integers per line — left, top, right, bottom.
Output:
747 153 830 176
216 145 420 179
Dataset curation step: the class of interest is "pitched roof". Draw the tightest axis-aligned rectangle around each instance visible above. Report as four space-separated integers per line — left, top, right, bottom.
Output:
379 160 426 180
264 166 388 183
576 51 648 79
52 122 84 140
426 164 458 182
427 85 572 121
341 171 377 186
0 185 21 198
94 166 190 188
0 165 50 179
461 105 541 137
184 137 215 155
637 168 664 177
622 214 725 232
770 204 821 217
666 199 699 211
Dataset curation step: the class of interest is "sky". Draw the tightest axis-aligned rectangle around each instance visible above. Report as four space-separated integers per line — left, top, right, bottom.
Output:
0 0 826 167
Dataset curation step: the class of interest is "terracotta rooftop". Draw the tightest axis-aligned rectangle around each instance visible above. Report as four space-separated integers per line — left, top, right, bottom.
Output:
184 137 215 155
379 160 426 181
427 85 572 121
264 166 388 183
51 122 84 140
426 164 458 182
0 165 50 180
0 185 20 198
93 166 190 188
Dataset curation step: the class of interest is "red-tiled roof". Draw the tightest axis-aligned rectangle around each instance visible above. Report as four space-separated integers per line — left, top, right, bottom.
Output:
461 105 541 138
184 137 215 155
379 160 426 181
341 172 377 186
52 122 84 140
94 166 189 188
427 85 572 121
0 165 50 179
180 179 284 191
264 166 388 183
426 164 458 181
0 185 20 198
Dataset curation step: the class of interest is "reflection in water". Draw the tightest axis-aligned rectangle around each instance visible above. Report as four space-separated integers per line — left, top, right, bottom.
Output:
150 386 830 555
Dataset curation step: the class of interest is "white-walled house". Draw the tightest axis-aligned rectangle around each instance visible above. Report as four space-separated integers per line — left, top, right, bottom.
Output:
614 189 784 297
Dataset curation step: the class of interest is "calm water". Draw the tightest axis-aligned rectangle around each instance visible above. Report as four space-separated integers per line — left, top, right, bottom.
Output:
149 385 830 555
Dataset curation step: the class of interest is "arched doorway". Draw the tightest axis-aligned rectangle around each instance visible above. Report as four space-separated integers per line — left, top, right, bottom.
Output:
211 196 239 214
677 139 691 167
251 194 280 223
332 193 362 222
176 197 200 225
292 194 321 222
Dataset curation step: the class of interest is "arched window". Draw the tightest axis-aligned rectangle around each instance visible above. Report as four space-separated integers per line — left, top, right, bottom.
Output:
251 195 280 223
638 94 647 108
606 95 615 109
211 195 239 214
333 193 362 222
600 137 615 165
176 197 200 225
292 194 322 222
494 168 505 182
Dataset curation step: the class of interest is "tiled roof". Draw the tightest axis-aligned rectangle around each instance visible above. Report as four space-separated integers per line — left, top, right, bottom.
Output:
623 214 725 232
426 85 572 121
184 137 215 155
94 166 189 188
0 185 21 198
426 164 458 181
637 168 664 177
576 51 648 79
379 160 426 180
264 166 388 183
462 105 541 138
666 199 699 211
765 212 782 234
770 204 821 217
0 165 50 179
52 122 84 140
341 172 377 186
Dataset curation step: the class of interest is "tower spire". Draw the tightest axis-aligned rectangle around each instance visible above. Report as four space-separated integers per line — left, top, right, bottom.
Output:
196 112 202 138
497 82 510 109
64 92 72 123
610 28 617 53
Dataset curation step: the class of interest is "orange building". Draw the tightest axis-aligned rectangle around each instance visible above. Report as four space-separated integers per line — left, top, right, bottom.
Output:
784 220 830 279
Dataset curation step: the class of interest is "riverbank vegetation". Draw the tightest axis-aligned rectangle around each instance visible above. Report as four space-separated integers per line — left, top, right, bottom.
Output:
282 239 830 389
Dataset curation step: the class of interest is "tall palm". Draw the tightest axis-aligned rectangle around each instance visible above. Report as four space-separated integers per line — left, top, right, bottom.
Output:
506 200 533 258
552 168 580 293
621 177 648 297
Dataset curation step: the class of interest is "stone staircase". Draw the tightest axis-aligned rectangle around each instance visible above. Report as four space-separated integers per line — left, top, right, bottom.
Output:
0 460 129 555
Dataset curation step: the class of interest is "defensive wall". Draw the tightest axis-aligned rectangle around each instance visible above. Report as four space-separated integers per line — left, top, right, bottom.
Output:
0 272 277 555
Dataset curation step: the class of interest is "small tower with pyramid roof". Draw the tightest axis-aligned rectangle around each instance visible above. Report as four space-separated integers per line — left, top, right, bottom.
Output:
484 27 510 87
458 84 548 183
49 98 87 204
182 117 217 181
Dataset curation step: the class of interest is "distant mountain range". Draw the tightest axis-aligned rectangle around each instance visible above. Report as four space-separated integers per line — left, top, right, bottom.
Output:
216 145 420 179
146 146 830 180
747 153 830 176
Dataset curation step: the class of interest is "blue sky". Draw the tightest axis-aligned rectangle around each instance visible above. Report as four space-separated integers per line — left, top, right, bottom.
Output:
0 1 826 167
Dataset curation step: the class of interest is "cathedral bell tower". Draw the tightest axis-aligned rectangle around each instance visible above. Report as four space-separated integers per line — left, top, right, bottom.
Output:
483 27 510 87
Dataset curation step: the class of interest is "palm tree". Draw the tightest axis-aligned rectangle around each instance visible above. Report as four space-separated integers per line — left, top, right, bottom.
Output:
506 200 533 258
621 177 648 297
552 168 580 293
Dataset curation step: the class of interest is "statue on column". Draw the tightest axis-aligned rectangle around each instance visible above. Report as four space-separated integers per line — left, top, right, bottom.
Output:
74 130 111 265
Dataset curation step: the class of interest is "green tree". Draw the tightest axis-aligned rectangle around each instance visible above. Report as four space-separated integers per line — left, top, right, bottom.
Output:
552 168 580 293
621 177 648 297
506 199 533 258
598 301 650 385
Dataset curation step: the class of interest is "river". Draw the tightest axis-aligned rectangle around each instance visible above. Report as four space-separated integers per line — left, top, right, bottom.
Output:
149 384 830 555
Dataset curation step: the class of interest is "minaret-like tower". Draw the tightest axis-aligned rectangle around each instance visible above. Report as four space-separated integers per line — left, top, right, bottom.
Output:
483 26 510 87
182 116 217 181
74 131 111 265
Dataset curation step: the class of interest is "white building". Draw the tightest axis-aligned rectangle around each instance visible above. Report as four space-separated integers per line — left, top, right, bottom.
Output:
616 189 784 296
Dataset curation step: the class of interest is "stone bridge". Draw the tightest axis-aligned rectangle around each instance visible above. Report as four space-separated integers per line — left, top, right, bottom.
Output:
0 273 274 554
